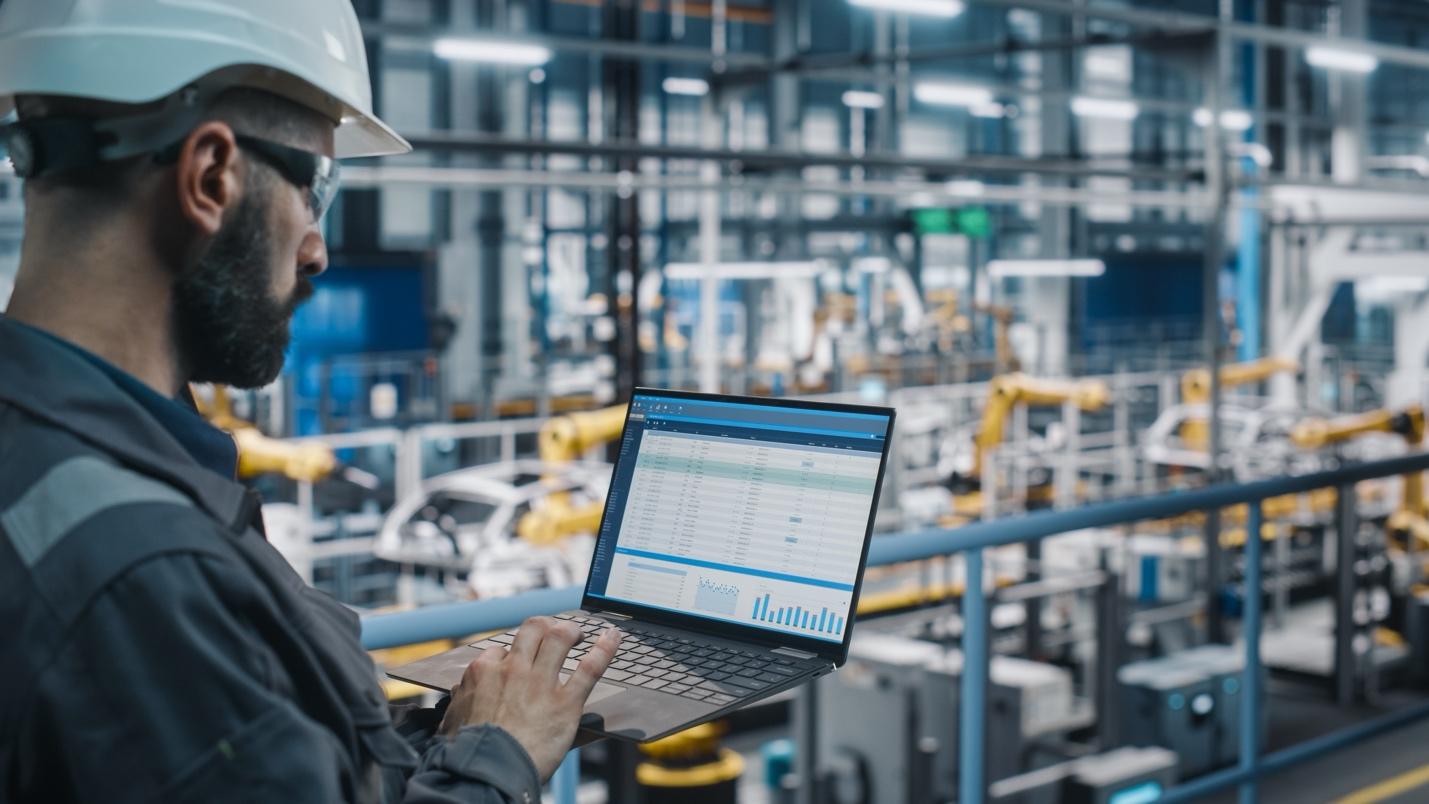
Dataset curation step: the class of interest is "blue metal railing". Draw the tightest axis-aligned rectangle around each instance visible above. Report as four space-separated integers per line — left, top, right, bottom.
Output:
362 451 1429 803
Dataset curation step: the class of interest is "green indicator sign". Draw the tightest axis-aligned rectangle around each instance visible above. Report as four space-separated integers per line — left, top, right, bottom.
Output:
957 207 991 238
911 206 991 238
911 208 956 234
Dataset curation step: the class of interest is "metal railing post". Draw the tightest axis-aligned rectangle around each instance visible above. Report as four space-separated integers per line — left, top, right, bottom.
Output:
551 749 579 804
1240 501 1264 804
960 548 987 804
795 680 820 804
1094 553 1122 747
1335 483 1358 705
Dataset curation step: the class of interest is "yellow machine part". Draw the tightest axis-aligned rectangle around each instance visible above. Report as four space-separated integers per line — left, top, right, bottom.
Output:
1178 356 1298 450
636 749 745 788
194 385 338 482
538 404 629 464
636 723 745 788
231 427 338 483
1291 405 1428 547
971 373 1110 480
516 404 629 544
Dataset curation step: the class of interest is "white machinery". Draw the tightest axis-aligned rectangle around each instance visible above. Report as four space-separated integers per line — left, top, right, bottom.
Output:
375 459 610 598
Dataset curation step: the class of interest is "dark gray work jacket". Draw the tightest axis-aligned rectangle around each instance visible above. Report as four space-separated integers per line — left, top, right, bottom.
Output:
0 317 541 803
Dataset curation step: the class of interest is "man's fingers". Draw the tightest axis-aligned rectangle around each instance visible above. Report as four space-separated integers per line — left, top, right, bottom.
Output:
507 616 551 665
532 620 582 678
564 629 621 700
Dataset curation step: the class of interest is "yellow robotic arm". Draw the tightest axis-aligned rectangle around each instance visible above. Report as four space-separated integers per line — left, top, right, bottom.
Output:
1292 406 1426 536
1179 356 1298 450
196 386 338 483
518 404 629 545
537 404 630 464
972 373 1110 479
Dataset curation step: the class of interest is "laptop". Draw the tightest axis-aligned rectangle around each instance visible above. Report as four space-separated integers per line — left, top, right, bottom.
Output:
388 388 895 742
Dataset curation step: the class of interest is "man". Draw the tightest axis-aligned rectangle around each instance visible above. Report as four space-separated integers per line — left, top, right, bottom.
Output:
0 1 620 801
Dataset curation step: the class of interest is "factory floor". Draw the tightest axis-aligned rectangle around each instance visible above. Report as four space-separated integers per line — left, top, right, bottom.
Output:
1208 682 1429 803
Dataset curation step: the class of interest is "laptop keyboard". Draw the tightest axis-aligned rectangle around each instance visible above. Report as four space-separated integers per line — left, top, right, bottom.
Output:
467 613 808 706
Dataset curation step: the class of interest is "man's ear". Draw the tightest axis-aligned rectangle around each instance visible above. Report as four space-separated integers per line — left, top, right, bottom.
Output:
174 121 243 236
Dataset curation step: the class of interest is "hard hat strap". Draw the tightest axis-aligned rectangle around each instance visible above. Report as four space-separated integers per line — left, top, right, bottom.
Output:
1 85 208 179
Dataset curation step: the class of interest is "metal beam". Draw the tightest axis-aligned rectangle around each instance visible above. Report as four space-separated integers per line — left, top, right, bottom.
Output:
715 30 1206 86
393 131 1202 182
969 0 1429 72
363 20 767 67
342 164 1215 210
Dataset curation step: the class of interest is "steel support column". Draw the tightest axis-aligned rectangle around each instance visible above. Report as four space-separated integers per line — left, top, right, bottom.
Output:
960 548 989 804
551 750 579 804
1094 554 1123 747
1240 501 1264 804
1203 24 1231 644
1335 483 1358 704
603 0 642 401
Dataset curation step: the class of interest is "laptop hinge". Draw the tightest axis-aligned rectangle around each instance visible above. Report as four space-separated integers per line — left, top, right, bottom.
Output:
772 646 818 660
593 610 632 620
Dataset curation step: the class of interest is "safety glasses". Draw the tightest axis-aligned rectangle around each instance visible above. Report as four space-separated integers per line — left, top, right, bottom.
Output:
234 135 340 222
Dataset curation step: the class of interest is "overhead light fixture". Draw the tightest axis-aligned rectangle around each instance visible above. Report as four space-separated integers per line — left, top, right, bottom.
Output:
1230 142 1273 169
1070 96 1139 120
848 0 965 17
987 259 1106 278
1358 275 1429 301
433 37 552 66
842 90 886 110
665 261 826 280
1083 49 1129 80
913 82 994 108
663 77 710 97
1193 107 1254 132
1305 45 1378 74
970 102 1008 119
945 179 985 197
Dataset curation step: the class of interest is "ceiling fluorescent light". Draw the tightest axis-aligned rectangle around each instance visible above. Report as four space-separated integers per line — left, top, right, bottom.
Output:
1359 275 1429 302
970 102 1007 118
1071 96 1139 120
849 0 965 17
663 77 710 97
433 38 551 66
1193 107 1253 132
1305 45 1378 73
842 90 886 110
987 259 1106 278
914 82 994 108
1230 142 1273 169
665 261 825 280
945 179 985 197
1083 50 1128 80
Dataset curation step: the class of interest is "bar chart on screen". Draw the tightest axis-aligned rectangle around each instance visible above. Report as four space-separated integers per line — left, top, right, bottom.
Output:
750 592 846 637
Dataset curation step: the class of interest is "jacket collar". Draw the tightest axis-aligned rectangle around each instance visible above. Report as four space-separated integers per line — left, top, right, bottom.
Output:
0 316 251 529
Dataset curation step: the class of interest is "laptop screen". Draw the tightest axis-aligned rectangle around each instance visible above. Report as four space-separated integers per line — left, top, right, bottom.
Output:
585 392 892 644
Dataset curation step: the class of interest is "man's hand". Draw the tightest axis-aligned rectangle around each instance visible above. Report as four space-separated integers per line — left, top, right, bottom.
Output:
439 617 622 780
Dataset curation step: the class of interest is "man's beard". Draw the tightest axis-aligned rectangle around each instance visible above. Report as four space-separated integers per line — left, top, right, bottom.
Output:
172 185 313 390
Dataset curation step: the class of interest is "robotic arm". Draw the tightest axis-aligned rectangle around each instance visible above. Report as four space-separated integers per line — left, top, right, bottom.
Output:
971 373 1110 480
196 386 338 483
517 404 629 544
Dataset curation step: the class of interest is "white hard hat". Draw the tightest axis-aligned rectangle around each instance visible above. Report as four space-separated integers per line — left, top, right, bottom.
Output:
0 0 411 158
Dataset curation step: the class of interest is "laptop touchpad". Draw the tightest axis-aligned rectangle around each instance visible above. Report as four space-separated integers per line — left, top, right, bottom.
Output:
587 682 625 705
559 676 625 706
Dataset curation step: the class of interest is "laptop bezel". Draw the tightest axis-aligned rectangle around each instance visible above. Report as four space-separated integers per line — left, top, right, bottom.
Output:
580 387 895 666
